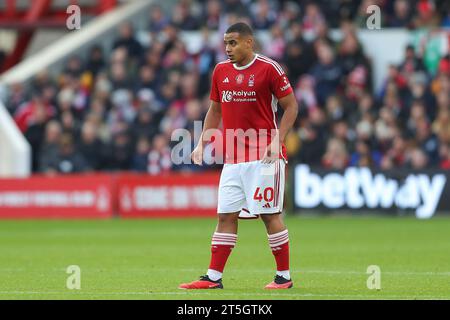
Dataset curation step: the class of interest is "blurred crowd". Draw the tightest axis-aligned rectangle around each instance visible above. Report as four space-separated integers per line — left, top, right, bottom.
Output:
2 0 450 174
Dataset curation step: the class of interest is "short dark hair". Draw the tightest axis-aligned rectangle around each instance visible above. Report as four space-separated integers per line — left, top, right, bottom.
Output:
225 22 253 37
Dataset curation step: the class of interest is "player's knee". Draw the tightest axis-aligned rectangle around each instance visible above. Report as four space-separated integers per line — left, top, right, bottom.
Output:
217 213 238 225
260 213 280 223
260 213 284 229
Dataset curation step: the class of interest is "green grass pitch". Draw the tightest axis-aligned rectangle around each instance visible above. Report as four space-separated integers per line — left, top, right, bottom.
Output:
0 215 449 300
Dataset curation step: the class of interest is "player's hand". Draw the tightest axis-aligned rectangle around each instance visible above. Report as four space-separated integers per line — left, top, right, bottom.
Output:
262 139 280 164
191 144 204 165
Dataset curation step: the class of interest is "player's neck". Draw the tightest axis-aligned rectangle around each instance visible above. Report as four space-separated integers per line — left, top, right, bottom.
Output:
235 53 256 68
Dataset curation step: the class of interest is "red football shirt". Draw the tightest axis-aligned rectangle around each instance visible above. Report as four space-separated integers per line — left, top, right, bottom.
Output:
209 54 293 163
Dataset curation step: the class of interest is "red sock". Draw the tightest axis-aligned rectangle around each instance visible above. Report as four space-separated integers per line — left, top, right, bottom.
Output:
209 232 237 273
268 229 290 272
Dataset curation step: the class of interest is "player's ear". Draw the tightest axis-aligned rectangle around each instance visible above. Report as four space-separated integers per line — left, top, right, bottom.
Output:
246 36 253 49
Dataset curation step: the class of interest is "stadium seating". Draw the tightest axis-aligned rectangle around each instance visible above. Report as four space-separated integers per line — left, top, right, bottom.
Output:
1 0 449 175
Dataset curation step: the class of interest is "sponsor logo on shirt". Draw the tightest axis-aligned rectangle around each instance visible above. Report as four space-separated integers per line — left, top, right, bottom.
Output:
221 90 256 103
248 74 255 87
280 83 291 91
236 74 245 84
280 76 291 91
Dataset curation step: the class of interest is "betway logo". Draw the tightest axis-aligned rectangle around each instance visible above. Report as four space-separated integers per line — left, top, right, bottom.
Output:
221 90 256 102
294 165 447 219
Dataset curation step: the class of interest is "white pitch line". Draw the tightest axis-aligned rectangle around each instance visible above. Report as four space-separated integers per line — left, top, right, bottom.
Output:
0 268 449 276
0 291 448 299
174 269 450 276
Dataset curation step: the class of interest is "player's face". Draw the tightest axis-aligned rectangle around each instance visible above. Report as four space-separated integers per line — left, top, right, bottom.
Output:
224 32 253 65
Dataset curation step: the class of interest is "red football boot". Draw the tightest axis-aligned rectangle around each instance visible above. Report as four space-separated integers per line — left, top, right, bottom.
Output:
179 275 224 289
264 275 293 289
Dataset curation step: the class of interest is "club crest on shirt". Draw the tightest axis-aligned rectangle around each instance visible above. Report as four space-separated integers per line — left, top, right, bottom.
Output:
248 74 255 87
236 74 245 84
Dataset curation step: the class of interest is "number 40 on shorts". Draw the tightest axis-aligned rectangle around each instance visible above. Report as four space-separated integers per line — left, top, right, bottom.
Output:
253 187 274 202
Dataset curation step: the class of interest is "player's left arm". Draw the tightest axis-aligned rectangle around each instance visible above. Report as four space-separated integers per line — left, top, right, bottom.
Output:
262 64 299 163
262 92 298 164
277 92 298 144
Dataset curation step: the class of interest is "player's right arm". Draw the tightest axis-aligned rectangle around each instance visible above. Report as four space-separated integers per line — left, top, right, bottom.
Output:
191 100 222 165
192 63 223 165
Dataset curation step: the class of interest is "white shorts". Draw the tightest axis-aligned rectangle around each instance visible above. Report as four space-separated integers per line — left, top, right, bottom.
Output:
217 159 286 215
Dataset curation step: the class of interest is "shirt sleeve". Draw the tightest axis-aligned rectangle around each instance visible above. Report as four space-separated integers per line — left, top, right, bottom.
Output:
209 65 220 102
269 65 293 100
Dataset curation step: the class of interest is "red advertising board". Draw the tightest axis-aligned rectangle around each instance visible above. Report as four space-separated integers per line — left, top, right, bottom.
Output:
116 172 221 218
0 174 113 218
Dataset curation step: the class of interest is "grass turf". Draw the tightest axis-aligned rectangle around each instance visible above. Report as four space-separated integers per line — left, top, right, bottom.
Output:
0 216 449 300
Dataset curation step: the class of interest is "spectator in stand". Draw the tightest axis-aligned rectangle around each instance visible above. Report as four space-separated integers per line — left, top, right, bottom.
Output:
348 91 377 129
148 133 172 175
375 107 400 153
85 45 106 78
112 22 144 62
322 137 349 169
60 110 80 141
315 22 336 49
278 1 301 30
381 135 408 169
222 0 250 16
250 0 277 30
338 30 371 78
40 133 90 174
295 75 318 112
350 140 382 167
310 42 343 106
442 8 450 27
78 121 107 170
413 0 441 28
5 82 27 115
170 0 199 30
14 91 55 133
8 0 449 174
263 24 286 61
380 80 404 121
201 0 222 30
332 120 355 148
135 64 158 93
66 74 89 118
399 45 427 77
301 2 326 41
407 73 435 119
284 22 316 82
63 55 84 78
132 107 159 143
110 54 132 90
432 106 450 145
24 105 48 171
414 117 440 165
160 104 187 137
196 28 218 96
293 110 328 165
108 127 134 171
108 89 135 125
55 87 74 117
84 111 111 144
388 0 414 28
439 143 450 169
148 4 169 33
38 121 62 172
406 147 429 169
132 136 152 172
325 95 346 122
344 65 370 103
